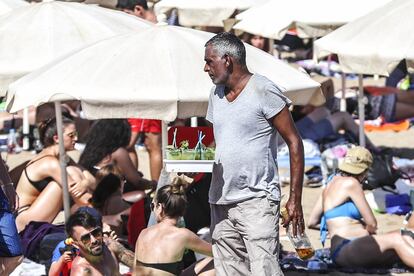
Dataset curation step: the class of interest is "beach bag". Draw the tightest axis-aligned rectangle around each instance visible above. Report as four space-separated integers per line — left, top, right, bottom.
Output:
365 153 401 190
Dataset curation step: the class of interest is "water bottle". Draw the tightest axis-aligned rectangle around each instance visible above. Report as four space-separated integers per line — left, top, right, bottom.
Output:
281 207 315 260
7 129 17 153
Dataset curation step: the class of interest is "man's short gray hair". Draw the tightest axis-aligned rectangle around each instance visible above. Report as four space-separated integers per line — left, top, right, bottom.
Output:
205 32 246 66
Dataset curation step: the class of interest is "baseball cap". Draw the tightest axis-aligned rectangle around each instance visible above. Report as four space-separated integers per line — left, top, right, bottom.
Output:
338 146 373 175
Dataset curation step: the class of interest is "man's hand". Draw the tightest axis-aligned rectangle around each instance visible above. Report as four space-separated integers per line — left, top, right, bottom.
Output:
1 184 18 212
283 199 305 237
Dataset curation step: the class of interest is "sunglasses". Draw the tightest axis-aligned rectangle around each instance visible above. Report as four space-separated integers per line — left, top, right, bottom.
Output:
80 227 102 244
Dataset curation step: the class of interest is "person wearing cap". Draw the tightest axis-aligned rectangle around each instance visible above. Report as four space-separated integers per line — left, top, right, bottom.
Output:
317 146 414 268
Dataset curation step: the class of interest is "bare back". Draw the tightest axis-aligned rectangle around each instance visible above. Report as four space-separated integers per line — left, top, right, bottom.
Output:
323 175 376 240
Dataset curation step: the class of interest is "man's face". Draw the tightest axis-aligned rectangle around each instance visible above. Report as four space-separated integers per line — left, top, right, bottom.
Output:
204 45 229 85
72 226 103 257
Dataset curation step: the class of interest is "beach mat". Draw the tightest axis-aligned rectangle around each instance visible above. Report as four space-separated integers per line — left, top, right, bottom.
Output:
282 249 414 275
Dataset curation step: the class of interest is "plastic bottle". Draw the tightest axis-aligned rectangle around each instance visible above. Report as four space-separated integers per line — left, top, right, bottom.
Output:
7 129 17 153
281 207 315 260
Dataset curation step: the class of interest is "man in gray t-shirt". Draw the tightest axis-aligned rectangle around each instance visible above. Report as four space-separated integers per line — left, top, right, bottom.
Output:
204 33 305 276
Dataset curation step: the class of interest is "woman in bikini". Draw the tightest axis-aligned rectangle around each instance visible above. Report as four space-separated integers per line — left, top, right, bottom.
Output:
15 117 95 232
79 119 156 193
134 176 214 276
311 146 414 268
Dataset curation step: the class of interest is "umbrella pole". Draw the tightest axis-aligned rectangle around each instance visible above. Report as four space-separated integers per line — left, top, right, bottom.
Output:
358 74 366 147
161 121 168 162
340 72 347 112
22 108 30 150
268 39 275 56
54 101 71 222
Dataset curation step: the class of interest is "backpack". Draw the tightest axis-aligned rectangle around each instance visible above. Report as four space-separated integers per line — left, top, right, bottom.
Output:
365 153 403 190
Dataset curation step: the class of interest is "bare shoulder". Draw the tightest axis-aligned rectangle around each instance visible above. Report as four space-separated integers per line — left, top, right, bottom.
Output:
331 175 362 191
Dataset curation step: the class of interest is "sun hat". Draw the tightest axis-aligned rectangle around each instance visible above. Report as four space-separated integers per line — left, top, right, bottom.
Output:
338 146 373 175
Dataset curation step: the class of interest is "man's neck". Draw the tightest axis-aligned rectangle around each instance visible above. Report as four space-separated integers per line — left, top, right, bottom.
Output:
225 70 252 95
82 247 105 265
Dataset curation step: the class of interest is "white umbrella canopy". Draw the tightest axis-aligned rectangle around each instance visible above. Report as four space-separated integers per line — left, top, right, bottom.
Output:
314 0 414 76
234 0 391 40
154 0 267 27
0 0 28 16
6 25 321 120
0 0 152 96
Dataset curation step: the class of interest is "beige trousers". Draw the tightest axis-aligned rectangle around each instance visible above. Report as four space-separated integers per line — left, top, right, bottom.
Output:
211 196 283 276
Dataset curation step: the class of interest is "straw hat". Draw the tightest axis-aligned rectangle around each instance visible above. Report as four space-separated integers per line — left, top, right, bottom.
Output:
338 146 373 175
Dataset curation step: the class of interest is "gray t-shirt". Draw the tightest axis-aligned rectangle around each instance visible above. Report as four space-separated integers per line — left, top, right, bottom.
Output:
206 74 292 205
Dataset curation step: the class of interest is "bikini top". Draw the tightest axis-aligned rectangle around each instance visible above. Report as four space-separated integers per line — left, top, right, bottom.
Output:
137 260 183 275
320 175 362 246
24 155 55 192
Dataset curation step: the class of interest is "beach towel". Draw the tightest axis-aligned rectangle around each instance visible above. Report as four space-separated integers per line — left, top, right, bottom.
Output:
281 249 414 274
19 221 64 261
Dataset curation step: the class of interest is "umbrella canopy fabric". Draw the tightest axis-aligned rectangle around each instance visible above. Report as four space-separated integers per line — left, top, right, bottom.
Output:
6 25 321 121
154 0 267 27
234 0 391 40
0 0 28 16
0 0 152 96
314 0 414 76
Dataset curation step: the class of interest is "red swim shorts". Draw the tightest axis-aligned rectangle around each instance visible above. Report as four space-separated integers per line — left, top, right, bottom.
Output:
128 118 162 133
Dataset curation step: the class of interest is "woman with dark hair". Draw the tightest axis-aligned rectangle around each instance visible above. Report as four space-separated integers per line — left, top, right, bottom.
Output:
309 146 414 268
15 117 95 232
135 176 214 276
79 119 156 192
89 165 145 233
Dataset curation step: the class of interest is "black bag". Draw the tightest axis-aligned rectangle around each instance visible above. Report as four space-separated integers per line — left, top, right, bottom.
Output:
365 154 402 190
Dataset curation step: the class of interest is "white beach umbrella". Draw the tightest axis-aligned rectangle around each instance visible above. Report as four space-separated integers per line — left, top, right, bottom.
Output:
234 0 391 39
0 0 28 16
6 25 322 120
154 0 267 27
313 0 414 147
0 0 151 222
7 24 321 220
0 0 152 96
314 0 414 76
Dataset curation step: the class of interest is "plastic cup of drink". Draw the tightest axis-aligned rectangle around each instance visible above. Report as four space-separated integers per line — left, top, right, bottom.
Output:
204 149 215 160
181 149 196 160
166 149 181 160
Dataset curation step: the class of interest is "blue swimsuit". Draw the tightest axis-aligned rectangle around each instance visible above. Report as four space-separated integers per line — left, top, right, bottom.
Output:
320 176 362 263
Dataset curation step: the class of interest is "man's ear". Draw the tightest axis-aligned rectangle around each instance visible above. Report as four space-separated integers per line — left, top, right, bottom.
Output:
224 54 232 67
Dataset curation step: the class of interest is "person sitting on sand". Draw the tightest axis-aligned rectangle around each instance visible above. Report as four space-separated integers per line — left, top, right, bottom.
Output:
79 119 156 193
15 117 95 232
134 176 214 276
309 146 414 268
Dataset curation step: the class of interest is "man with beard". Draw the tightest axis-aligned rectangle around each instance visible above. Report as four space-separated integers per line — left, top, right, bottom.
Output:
66 210 119 276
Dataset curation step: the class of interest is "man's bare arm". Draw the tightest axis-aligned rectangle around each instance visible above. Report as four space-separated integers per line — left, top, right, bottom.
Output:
104 237 135 268
272 106 305 236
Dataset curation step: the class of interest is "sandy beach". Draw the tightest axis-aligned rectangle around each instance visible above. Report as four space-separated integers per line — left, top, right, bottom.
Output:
3 128 413 275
